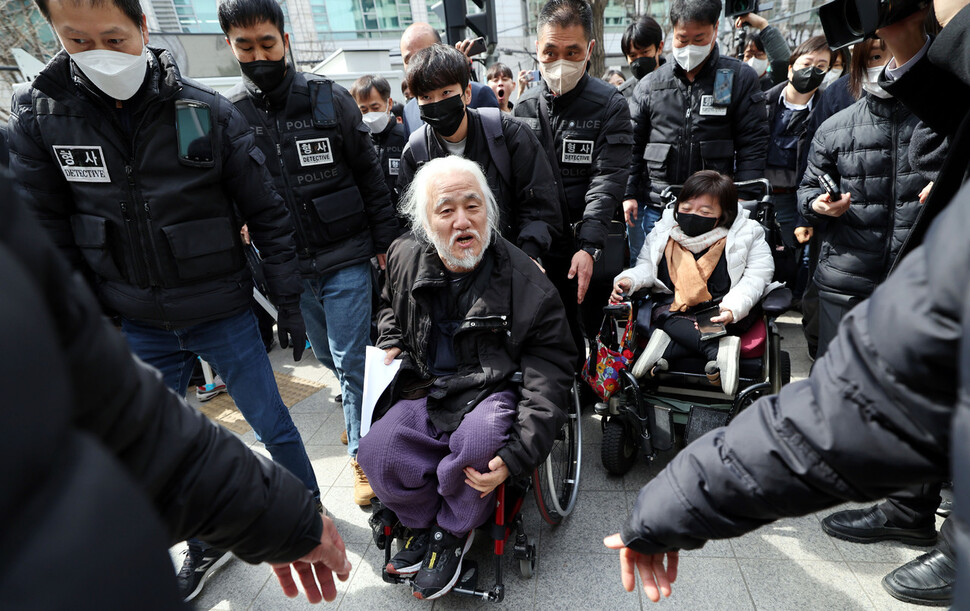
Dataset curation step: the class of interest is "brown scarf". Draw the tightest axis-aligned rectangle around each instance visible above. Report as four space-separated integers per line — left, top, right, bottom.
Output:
664 237 727 312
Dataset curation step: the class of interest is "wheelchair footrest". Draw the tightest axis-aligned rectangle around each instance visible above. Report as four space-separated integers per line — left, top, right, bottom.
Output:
381 569 411 585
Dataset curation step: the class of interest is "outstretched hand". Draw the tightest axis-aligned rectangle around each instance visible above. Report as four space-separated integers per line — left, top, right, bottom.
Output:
271 514 353 603
604 534 678 603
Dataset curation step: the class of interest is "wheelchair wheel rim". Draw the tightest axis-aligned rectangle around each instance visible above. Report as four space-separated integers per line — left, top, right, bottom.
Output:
543 380 582 518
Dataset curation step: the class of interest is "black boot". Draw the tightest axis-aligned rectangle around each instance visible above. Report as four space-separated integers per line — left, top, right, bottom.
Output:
881 549 955 607
820 505 937 546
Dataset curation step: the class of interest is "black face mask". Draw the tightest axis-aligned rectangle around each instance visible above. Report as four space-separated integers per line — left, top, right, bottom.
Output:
419 94 466 138
789 66 826 94
675 211 719 237
240 57 287 92
630 56 657 80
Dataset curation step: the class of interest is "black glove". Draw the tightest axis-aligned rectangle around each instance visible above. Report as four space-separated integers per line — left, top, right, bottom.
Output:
276 302 307 362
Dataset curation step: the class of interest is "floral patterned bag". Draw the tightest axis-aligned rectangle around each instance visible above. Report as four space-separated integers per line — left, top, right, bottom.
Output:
583 306 636 401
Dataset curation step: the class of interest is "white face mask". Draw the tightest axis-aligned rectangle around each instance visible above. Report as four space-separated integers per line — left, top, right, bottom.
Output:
70 46 150 101
362 105 391 133
862 66 893 99
539 43 590 95
672 40 713 72
745 56 768 77
819 67 842 90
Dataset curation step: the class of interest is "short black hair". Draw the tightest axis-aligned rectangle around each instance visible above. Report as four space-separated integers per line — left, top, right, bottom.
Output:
602 68 624 82
746 31 765 53
349 75 391 102
486 62 513 81
669 0 722 27
621 15 663 56
789 35 832 67
678 170 738 228
406 44 469 97
34 0 143 26
217 0 286 37
537 0 593 42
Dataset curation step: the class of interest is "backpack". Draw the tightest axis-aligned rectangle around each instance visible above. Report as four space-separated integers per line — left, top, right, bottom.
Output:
407 107 513 188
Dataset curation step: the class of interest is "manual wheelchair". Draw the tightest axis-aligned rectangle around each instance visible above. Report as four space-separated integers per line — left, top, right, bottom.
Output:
370 378 583 603
597 179 793 475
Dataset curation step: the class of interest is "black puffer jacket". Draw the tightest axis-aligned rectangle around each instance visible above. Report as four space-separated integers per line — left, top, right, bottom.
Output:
620 179 970 580
7 48 303 328
396 108 563 259
626 44 769 207
798 95 923 299
375 234 576 477
514 74 632 250
0 174 321 608
372 118 408 210
226 71 398 277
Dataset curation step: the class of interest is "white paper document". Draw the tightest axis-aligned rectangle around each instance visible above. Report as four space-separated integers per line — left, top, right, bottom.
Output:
360 345 402 437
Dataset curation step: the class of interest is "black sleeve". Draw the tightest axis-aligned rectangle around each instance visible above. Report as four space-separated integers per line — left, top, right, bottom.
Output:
732 64 769 182
334 85 399 252
218 98 303 308
394 145 417 219
797 128 836 225
626 77 651 201
0 173 322 564
578 91 632 249
882 49 970 139
503 118 563 259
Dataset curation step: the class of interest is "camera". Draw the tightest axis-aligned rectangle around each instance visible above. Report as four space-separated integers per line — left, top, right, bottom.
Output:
818 0 929 49
725 0 759 18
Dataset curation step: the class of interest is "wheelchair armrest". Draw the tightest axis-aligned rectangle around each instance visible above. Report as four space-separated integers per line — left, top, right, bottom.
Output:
762 286 792 316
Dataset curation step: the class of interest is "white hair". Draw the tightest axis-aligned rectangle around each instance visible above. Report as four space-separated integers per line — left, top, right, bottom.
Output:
401 155 500 244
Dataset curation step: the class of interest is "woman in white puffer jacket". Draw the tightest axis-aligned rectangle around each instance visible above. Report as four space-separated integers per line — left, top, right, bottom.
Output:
611 171 774 394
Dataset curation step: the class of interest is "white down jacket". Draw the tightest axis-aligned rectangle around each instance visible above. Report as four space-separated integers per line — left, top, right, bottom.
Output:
615 207 774 321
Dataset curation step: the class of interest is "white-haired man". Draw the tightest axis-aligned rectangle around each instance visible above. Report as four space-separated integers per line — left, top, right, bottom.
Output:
357 156 575 600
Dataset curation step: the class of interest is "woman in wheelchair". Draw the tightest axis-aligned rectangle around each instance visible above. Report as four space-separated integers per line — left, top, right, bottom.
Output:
610 171 774 395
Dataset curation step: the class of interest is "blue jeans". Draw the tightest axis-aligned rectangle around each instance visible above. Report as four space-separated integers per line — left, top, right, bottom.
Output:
628 202 663 265
300 262 371 457
121 310 319 498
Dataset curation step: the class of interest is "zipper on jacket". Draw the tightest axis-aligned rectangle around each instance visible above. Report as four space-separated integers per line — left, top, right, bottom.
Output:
271 117 313 258
142 199 166 285
886 106 898 276
681 83 693 181
119 201 147 285
125 165 159 287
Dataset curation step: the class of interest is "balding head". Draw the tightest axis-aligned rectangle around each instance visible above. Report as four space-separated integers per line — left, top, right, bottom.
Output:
401 22 442 68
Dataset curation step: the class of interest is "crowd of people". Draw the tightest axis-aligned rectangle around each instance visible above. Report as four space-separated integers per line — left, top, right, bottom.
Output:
1 0 968 606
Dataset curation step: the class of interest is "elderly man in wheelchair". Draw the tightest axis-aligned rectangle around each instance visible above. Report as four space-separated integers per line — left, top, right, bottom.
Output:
357 156 576 601
610 170 775 396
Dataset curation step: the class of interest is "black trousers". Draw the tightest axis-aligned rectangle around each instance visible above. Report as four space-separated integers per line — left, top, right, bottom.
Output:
658 314 719 362
879 482 944 528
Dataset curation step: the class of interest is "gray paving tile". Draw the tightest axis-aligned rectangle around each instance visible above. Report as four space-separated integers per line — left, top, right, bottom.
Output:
290 387 342 415
737 558 873 610
306 443 353 492
249 541 369 610
189 551 274 611
729 514 842 561
650 557 753 610
848 562 927 611
829 537 929 565
289 411 327 443
534 553 641 610
306 415 348 445
539 490 627 556
336 544 427 610
322 486 378 545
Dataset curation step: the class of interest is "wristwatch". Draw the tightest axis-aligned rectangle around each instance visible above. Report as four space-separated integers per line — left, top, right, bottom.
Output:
581 245 602 262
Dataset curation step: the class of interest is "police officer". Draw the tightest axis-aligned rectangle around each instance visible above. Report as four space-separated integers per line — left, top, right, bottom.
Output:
514 0 633 359
218 0 398 509
7 0 319 601
350 74 408 212
625 0 769 224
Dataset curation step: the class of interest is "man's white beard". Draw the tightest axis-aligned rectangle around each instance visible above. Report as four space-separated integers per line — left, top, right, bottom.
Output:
429 227 491 271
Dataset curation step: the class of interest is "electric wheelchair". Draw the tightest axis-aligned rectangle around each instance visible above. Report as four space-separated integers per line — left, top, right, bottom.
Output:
597 179 793 475
370 377 583 602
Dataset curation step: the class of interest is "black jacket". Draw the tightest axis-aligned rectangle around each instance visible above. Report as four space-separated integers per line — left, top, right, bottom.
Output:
0 173 321 608
396 108 563 259
764 81 823 191
514 74 632 250
626 44 769 207
372 118 408 209
375 234 576 477
7 48 303 328
798 95 923 299
226 71 398 277
620 179 970 583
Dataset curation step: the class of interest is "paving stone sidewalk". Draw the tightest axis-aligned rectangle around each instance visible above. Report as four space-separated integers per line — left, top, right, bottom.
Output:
173 314 938 610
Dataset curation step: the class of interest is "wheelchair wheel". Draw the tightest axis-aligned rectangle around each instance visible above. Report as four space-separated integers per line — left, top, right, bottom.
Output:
601 417 637 475
533 380 582 525
780 350 791 386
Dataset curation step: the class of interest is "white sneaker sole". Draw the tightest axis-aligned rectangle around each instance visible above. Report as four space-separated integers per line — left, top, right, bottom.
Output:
414 531 476 601
183 552 232 602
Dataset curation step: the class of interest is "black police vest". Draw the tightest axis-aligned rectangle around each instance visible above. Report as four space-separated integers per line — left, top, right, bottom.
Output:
227 73 368 255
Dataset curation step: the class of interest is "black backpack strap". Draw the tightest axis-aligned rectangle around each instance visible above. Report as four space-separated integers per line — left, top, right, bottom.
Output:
477 107 513 188
407 124 432 167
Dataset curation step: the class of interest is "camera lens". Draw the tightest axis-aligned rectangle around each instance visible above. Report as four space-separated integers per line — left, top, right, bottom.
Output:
844 0 865 35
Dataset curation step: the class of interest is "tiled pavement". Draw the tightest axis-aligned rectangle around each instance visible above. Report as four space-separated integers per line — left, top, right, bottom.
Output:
173 314 939 610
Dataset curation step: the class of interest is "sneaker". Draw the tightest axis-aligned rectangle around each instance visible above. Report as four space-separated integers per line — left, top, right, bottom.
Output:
716 336 741 395
176 543 231 602
335 394 343 403
340 429 348 445
350 459 375 506
412 527 475 600
387 528 431 575
196 376 227 402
